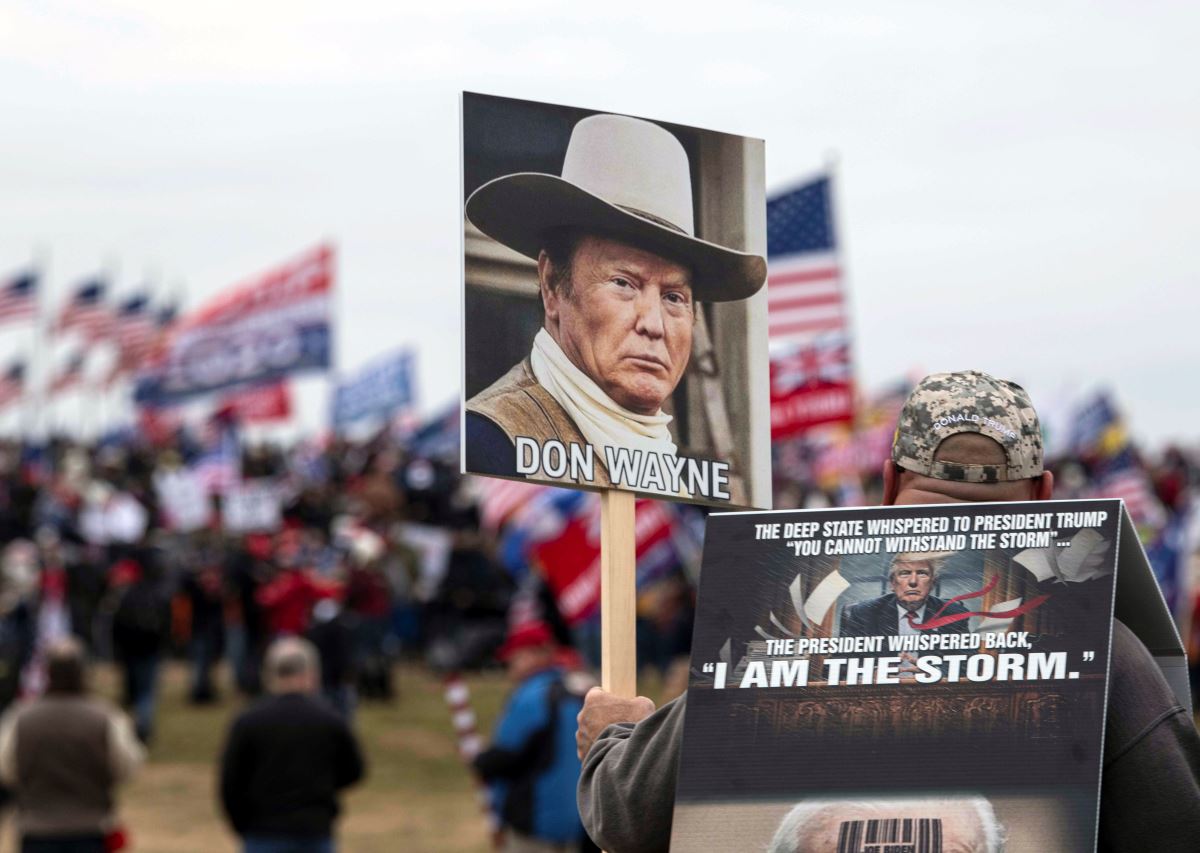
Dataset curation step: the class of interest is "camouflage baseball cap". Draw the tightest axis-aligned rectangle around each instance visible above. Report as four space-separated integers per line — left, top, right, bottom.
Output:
892 371 1043 483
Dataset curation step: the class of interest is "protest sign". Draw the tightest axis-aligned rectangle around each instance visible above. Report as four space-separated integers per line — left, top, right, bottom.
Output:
671 499 1185 852
460 92 771 511
461 92 773 699
154 468 211 532
220 479 283 533
135 244 333 404
332 349 415 429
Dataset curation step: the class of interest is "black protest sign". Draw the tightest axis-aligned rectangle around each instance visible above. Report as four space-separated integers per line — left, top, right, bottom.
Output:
671 499 1184 852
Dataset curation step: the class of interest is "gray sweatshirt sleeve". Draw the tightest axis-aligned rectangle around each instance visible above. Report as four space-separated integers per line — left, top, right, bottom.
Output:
577 692 688 853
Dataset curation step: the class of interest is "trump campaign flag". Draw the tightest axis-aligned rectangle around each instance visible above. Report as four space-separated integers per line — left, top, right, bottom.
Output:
135 245 333 404
215 381 292 424
332 349 415 429
767 174 854 439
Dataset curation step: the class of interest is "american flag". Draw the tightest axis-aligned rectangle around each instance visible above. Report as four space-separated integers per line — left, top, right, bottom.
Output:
766 174 855 437
767 175 848 348
48 352 86 396
116 294 155 353
1090 447 1165 529
107 294 157 382
1095 467 1165 529
0 361 26 409
0 271 37 326
475 476 547 532
56 279 113 341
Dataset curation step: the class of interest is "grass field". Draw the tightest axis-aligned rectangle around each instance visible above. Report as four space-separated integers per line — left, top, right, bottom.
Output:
3 662 514 853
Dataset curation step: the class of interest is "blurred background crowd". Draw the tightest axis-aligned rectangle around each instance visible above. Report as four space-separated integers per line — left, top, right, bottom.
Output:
0 370 1196 725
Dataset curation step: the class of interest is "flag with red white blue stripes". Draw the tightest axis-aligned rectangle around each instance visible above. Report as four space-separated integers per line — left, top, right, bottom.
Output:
0 271 37 326
55 279 113 342
0 361 27 409
48 352 86 396
767 174 854 438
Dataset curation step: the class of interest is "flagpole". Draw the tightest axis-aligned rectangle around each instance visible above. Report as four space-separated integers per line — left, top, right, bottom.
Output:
26 247 49 442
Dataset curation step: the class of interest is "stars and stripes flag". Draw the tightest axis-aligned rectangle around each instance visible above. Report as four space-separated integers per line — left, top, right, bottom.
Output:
766 174 855 439
476 476 548 532
0 271 38 326
105 294 157 384
139 301 179 369
48 352 86 396
0 361 26 410
115 294 156 356
1090 447 1166 529
55 279 113 342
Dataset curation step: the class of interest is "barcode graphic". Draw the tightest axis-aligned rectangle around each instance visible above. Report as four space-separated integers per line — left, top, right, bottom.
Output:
836 818 942 853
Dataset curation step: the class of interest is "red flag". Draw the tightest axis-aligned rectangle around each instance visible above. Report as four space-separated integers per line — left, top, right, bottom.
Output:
533 498 675 627
215 382 292 424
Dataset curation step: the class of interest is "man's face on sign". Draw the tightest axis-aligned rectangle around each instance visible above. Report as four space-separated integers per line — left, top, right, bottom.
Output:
891 561 934 611
540 234 694 415
771 799 995 853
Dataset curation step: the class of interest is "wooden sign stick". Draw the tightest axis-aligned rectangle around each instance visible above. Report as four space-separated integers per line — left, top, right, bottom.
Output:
600 489 638 697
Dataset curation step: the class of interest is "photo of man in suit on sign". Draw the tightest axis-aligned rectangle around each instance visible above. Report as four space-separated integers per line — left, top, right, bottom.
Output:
839 551 969 639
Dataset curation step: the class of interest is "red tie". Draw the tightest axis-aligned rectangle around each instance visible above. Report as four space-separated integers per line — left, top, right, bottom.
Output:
905 611 919 629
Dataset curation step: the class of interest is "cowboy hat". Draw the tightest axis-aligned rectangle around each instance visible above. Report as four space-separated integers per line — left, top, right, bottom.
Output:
465 113 767 303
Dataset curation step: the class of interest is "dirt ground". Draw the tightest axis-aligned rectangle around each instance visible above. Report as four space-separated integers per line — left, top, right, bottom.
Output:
2 662 511 853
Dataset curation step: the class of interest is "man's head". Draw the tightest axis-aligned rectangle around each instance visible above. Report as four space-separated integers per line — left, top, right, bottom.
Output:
884 371 1053 507
767 796 1006 853
465 111 768 411
496 621 557 684
539 232 694 414
46 636 87 695
888 553 944 612
264 636 320 695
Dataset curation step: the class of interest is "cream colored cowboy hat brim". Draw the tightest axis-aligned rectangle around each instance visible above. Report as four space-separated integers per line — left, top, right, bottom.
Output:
465 173 767 303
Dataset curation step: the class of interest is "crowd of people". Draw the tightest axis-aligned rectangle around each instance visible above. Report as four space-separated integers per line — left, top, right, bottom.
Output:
0 419 694 851
0 380 1196 851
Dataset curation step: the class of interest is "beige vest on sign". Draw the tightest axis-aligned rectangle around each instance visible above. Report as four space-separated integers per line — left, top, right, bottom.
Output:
466 358 613 488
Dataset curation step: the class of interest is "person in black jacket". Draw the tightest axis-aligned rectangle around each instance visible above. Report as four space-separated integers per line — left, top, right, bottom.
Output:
109 555 170 744
219 637 365 853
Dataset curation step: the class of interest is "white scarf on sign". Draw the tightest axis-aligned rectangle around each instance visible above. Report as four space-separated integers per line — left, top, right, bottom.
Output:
530 328 678 462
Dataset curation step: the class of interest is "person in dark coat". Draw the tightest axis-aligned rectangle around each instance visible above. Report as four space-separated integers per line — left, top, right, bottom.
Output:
219 636 365 853
108 556 170 743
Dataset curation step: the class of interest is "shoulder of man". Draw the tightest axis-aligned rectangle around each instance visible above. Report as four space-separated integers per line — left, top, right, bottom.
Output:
464 412 520 477
857 594 898 615
465 359 538 415
507 669 561 716
465 358 577 444
1099 618 1200 847
579 692 688 853
247 694 352 740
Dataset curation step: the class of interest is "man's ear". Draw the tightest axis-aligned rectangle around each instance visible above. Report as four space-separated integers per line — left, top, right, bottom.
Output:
537 251 560 324
882 460 900 506
1032 470 1054 501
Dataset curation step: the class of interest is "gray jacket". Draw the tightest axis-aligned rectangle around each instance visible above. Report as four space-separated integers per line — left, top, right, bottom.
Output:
577 620 1200 853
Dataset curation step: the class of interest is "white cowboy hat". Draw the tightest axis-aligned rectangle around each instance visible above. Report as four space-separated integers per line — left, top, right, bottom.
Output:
465 113 767 303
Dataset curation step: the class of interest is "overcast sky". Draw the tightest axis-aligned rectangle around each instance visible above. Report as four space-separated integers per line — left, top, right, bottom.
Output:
1 2 1197 447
